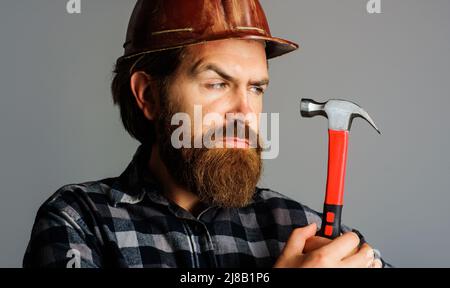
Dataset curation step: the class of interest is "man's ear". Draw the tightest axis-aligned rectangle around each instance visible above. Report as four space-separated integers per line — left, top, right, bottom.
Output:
130 71 159 121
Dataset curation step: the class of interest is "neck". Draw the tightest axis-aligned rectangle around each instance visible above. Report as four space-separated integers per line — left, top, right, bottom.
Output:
148 144 206 216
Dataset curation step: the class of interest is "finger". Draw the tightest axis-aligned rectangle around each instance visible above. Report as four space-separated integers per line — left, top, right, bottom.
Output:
303 236 332 254
370 259 383 269
317 231 361 260
339 243 374 268
282 223 317 256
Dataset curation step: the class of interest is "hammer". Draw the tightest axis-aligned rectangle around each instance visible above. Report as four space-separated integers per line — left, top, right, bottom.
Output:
300 99 380 239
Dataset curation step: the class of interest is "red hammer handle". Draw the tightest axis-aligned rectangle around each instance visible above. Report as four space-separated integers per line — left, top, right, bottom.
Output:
319 129 349 239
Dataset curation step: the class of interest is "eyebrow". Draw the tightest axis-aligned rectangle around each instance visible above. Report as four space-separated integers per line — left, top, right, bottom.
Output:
189 60 270 86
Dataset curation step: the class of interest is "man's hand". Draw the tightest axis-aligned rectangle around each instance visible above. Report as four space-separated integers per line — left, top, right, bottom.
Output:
274 223 382 268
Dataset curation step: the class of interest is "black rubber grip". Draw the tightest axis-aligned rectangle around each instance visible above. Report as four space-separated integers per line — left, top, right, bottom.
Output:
318 204 343 239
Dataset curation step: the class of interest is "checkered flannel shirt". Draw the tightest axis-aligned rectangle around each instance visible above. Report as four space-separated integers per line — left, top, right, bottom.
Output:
23 145 391 268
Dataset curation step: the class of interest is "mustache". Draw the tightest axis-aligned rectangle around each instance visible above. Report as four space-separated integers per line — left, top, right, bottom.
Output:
202 119 260 147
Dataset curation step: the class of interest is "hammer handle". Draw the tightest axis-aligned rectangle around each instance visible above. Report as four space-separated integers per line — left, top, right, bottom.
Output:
319 204 343 239
319 130 349 239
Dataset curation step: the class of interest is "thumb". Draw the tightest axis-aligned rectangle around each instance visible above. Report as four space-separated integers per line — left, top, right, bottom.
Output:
282 223 317 256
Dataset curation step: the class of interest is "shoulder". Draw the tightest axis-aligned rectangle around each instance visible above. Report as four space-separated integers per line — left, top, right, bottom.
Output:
253 187 323 228
27 178 119 248
46 179 114 206
24 180 115 268
35 179 117 228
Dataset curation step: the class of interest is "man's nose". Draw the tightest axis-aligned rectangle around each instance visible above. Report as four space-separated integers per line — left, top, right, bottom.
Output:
231 87 253 115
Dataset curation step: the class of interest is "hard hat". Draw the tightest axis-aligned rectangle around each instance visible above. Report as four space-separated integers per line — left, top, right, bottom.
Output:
118 0 299 63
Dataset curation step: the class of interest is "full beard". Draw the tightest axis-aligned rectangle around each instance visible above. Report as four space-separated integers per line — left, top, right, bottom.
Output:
156 99 262 209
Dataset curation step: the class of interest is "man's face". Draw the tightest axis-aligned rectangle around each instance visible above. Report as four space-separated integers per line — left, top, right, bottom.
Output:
156 39 269 208
168 39 268 144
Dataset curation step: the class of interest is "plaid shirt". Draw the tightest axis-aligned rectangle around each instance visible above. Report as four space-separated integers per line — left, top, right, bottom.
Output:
23 145 390 268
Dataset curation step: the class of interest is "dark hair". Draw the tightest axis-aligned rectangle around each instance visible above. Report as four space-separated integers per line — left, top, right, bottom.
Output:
111 48 186 144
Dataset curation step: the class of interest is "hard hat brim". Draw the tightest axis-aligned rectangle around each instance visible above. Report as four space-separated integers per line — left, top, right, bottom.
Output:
117 35 299 65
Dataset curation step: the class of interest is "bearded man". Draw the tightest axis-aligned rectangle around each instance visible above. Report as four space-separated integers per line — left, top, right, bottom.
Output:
24 0 389 268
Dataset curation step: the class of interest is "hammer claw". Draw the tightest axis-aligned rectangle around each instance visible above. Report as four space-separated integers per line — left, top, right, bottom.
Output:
352 109 381 135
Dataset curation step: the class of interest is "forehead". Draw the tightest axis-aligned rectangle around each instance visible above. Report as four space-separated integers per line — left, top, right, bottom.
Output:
181 39 268 72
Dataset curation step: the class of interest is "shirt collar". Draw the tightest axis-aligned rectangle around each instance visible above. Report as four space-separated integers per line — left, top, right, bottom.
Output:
109 144 169 207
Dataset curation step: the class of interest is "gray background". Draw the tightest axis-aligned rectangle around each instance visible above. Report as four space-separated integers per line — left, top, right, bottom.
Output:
0 0 449 267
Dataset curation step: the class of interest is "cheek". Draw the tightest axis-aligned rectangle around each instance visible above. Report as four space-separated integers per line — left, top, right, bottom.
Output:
249 98 263 132
250 95 263 112
181 91 228 138
173 95 227 140
195 106 227 140
200 97 264 137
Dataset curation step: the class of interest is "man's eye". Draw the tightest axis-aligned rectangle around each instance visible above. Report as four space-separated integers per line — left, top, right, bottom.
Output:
207 83 228 90
250 86 265 95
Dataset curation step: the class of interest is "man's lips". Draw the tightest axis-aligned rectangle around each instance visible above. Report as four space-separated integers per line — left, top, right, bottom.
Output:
222 137 250 148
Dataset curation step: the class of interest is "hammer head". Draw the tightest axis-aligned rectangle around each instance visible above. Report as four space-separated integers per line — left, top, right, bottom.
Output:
300 99 380 133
